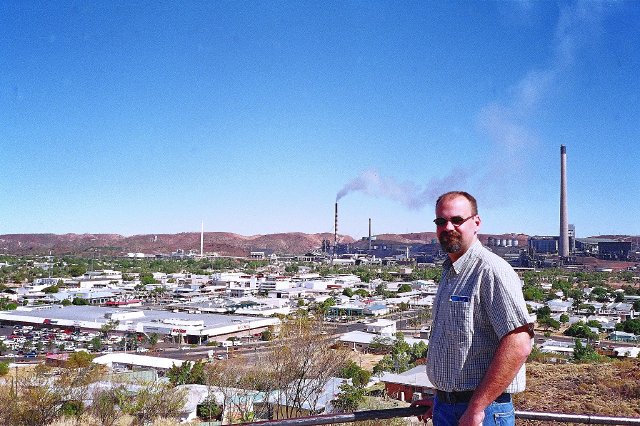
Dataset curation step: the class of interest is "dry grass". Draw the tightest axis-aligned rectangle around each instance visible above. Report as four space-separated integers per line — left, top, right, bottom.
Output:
515 359 640 425
347 351 385 371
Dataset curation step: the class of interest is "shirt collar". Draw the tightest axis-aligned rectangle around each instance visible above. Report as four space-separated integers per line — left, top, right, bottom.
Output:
444 239 482 275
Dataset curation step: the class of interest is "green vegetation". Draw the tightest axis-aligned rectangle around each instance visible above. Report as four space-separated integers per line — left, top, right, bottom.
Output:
332 381 366 413
616 318 640 335
166 360 206 385
372 333 428 375
564 321 599 340
0 297 18 310
572 339 608 363
338 360 371 387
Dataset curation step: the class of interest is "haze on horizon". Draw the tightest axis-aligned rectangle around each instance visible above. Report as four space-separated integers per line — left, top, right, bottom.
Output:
2 2 639 239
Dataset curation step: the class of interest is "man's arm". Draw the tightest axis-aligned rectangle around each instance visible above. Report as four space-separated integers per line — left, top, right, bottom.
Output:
458 324 533 426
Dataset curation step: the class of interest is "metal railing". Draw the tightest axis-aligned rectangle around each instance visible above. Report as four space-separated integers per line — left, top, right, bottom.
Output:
234 406 640 426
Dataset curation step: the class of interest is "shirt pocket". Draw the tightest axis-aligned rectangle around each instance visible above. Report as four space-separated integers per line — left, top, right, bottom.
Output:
447 298 474 338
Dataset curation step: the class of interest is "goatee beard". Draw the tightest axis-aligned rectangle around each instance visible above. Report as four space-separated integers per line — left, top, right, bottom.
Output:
439 231 462 253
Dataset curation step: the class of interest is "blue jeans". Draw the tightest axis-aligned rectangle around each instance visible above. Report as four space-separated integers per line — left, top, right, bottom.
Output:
432 395 515 426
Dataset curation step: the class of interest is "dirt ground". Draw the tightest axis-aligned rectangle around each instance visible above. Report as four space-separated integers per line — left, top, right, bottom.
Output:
347 351 385 371
515 360 640 424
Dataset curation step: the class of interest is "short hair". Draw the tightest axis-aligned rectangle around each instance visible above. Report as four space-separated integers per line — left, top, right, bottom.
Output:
435 191 478 215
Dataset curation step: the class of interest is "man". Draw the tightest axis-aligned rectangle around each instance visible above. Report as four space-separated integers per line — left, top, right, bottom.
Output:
419 191 533 426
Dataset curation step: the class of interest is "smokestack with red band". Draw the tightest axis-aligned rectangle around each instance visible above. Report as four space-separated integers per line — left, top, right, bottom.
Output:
559 145 569 259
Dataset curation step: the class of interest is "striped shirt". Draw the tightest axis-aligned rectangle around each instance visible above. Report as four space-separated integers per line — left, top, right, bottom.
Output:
426 240 532 394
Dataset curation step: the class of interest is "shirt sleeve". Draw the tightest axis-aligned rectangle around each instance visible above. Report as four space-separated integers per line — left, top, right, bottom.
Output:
481 266 532 341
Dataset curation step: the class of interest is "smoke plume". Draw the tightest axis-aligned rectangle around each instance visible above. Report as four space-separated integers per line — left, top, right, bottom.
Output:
336 168 470 209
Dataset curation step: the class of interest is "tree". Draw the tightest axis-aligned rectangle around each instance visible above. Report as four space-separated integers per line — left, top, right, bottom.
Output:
0 341 8 356
72 297 88 305
139 272 157 285
354 289 370 298
167 360 206 385
148 333 159 351
572 339 603 363
368 336 394 354
66 351 94 368
42 285 59 293
90 336 103 352
197 396 223 421
99 320 120 337
0 361 9 376
0 297 18 310
615 318 640 335
342 288 354 297
536 305 552 320
4 362 105 426
115 382 187 426
260 318 348 419
67 264 86 277
411 341 428 360
559 313 569 324
261 328 274 341
284 264 300 274
373 355 394 375
523 285 545 301
60 400 83 418
332 381 365 413
88 387 120 426
564 321 598 340
538 316 560 332
338 361 371 387
203 359 266 423
397 283 412 293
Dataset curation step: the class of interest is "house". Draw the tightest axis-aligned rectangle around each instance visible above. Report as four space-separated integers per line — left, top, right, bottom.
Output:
538 339 575 355
365 319 396 335
92 353 184 373
363 303 389 316
607 331 638 342
339 330 428 353
612 346 640 358
380 365 436 403
267 377 347 417
177 384 263 423
546 299 573 313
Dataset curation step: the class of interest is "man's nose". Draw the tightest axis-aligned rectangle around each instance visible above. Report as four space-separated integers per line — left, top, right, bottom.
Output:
443 220 456 230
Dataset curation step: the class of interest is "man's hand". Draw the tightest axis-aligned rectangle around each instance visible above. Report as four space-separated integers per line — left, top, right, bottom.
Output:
458 407 485 426
410 397 434 423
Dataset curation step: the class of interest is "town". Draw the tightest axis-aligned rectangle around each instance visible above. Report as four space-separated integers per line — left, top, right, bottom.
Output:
0 236 638 425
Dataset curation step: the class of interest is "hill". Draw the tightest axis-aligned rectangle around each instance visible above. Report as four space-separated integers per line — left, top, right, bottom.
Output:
0 232 355 257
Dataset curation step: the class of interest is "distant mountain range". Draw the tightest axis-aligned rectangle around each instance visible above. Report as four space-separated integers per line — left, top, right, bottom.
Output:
0 232 636 257
0 232 353 257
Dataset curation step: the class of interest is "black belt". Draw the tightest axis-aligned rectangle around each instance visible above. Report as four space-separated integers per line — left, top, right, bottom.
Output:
436 390 511 404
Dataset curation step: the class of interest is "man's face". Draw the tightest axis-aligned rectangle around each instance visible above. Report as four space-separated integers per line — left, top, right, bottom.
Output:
435 195 480 259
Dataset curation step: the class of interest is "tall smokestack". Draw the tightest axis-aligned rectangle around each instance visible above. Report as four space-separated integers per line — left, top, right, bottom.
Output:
334 202 338 254
559 145 569 259
368 218 372 251
200 221 204 257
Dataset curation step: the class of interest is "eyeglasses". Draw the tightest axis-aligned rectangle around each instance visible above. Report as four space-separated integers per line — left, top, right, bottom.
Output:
433 215 475 227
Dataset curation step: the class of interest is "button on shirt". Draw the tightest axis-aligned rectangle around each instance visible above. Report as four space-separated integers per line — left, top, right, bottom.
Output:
426 240 532 394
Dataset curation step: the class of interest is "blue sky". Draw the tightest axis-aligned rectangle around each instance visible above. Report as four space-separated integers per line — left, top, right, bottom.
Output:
1 1 639 239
